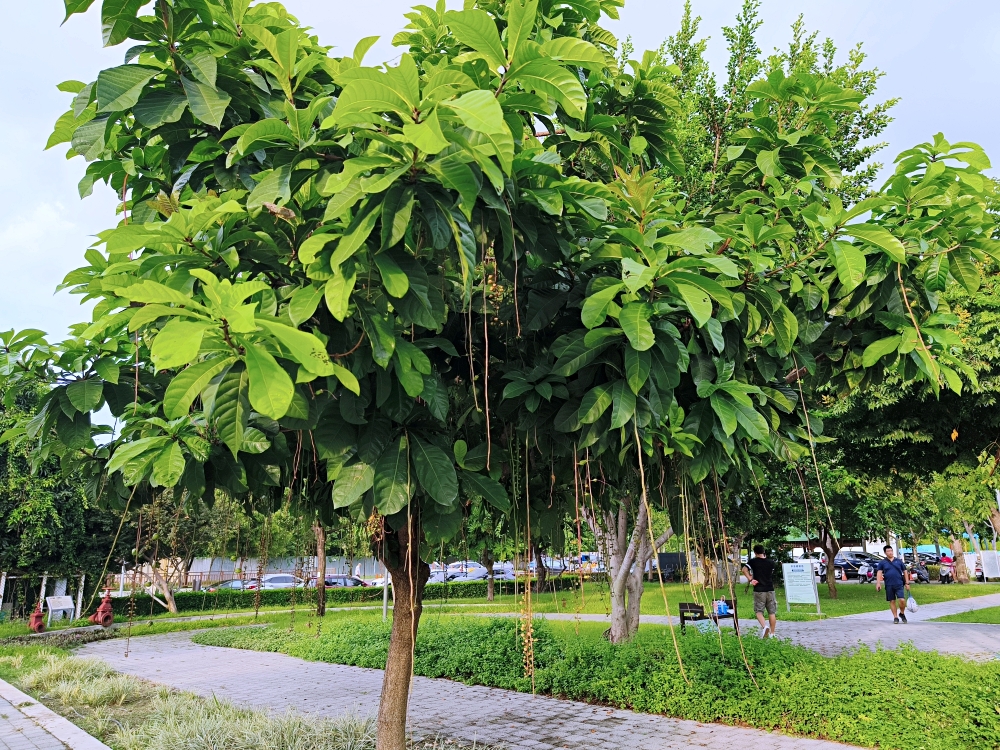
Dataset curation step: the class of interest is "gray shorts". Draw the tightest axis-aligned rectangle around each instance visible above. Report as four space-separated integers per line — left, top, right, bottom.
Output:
754 590 777 615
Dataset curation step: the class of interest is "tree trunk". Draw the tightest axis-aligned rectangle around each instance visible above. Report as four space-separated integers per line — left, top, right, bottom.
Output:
376 514 430 750
147 562 178 614
584 497 673 643
817 525 839 599
950 535 970 584
481 547 494 602
532 545 547 594
315 522 327 617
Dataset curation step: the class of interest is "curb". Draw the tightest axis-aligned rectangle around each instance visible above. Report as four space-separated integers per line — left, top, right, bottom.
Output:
0 677 111 750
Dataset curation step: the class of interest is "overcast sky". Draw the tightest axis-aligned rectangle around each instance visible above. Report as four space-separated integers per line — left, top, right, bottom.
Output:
3 0 997 340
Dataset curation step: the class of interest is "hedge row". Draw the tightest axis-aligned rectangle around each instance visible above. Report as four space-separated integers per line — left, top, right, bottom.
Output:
109 575 584 616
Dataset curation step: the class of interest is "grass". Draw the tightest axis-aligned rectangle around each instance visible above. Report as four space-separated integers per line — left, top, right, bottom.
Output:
4 580 996 639
420 579 1000 621
932 605 1000 624
8 652 503 750
192 611 1000 750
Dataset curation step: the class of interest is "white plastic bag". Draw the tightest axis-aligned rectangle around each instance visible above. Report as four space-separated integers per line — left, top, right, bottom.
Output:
906 595 918 614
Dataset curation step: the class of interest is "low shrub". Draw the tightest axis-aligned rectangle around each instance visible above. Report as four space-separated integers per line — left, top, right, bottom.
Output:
195 615 1000 750
109 577 581 617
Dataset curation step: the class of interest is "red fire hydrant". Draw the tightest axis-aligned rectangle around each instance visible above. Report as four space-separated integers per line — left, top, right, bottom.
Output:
29 601 46 633
88 591 114 628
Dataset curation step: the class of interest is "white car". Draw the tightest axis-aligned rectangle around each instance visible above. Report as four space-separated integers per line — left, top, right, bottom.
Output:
795 553 824 576
447 560 485 574
246 574 303 590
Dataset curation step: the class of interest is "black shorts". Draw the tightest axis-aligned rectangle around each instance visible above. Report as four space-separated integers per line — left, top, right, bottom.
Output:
885 584 905 602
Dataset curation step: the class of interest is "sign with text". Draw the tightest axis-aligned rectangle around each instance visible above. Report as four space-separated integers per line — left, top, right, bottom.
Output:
782 563 821 614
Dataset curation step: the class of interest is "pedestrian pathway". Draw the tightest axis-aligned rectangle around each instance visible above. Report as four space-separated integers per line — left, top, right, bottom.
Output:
0 677 109 750
80 632 860 750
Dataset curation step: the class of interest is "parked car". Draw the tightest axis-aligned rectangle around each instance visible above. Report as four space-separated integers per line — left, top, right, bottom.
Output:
796 553 824 575
246 574 303 590
450 567 490 582
206 579 249 592
306 575 366 588
447 560 486 574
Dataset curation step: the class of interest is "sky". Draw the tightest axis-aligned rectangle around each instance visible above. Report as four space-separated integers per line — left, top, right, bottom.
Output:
2 0 998 340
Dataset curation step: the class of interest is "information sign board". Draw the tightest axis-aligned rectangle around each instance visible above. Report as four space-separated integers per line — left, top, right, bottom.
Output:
782 563 821 614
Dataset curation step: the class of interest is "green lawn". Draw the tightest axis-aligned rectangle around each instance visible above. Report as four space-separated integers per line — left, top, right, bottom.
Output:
423 579 1000 621
932 605 1000 624
4 580 998 639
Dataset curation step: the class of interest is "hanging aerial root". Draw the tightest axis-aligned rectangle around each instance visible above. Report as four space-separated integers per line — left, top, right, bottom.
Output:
633 422 688 685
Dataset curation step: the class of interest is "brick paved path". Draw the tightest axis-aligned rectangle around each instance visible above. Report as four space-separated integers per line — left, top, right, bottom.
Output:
80 632 858 750
0 678 109 750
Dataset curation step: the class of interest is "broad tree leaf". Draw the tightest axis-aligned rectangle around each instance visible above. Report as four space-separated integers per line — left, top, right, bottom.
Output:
102 0 144 46
330 363 361 395
444 9 507 71
332 463 375 508
446 89 507 134
461 471 510 512
624 347 650 394
288 285 325 326
581 283 623 328
670 281 713 327
949 250 981 293
539 37 606 69
510 59 587 119
181 76 231 128
257 320 334 376
213 363 250 457
95 65 159 113
66 378 103 412
619 302 655 351
163 356 236 419
134 92 188 128
373 436 412 515
402 107 450 154
846 224 905 263
831 242 866 293
923 254 950 293
578 382 613 424
381 185 415 249
412 436 459 507
609 380 636 429
244 343 294 419
150 320 211 370
862 335 902 367
373 253 410 298
150 442 185 487
107 436 168 476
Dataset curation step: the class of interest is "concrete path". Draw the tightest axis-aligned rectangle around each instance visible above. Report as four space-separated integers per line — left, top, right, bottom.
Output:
80 632 859 750
0 678 109 750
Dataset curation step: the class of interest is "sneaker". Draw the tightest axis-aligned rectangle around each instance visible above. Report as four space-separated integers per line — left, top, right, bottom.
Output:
899 612 907 624
760 626 770 639
893 617 900 624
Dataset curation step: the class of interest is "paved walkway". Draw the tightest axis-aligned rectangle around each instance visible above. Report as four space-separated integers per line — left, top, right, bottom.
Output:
0 678 109 750
80 632 859 750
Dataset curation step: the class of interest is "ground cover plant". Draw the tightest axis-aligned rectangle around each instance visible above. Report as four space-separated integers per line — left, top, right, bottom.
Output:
7 652 502 750
194 614 1000 750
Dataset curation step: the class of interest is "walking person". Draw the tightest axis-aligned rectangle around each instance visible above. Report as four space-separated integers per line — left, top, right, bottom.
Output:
742 545 777 639
875 544 910 623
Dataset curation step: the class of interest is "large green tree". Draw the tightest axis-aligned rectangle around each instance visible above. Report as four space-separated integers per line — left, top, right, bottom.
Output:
2 1 996 746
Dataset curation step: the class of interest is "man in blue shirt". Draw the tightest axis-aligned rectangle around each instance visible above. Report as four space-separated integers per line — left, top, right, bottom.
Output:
875 544 910 624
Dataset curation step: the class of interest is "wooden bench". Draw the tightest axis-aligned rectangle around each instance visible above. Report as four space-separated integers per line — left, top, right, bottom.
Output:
679 599 740 635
